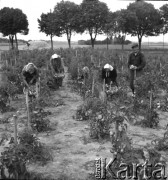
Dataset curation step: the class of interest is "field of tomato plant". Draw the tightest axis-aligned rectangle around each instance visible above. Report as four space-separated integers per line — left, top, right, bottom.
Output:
0 47 168 179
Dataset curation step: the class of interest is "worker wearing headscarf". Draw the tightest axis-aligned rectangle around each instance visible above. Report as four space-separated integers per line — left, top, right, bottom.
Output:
102 63 118 87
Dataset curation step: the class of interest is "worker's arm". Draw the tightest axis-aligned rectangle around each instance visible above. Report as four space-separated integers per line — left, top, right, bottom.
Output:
50 58 56 75
128 54 132 69
29 69 39 84
137 53 146 70
22 70 29 88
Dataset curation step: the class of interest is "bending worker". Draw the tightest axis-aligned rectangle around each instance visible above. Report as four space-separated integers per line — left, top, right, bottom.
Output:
22 62 39 97
102 63 118 88
49 53 65 88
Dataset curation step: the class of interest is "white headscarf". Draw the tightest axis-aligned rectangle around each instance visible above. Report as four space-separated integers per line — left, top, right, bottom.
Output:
24 63 37 72
82 66 89 74
51 54 60 59
104 64 113 71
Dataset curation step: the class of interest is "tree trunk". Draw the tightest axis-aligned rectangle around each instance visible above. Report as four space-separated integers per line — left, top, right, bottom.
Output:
9 35 14 50
107 36 109 50
50 35 53 50
15 34 18 50
121 35 125 51
138 36 142 50
91 38 95 49
121 43 124 51
68 38 71 48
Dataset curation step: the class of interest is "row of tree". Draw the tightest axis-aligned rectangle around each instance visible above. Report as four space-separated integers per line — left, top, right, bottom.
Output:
0 0 168 49
38 0 168 49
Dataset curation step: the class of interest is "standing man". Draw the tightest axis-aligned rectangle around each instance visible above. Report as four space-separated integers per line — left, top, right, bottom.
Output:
128 43 146 97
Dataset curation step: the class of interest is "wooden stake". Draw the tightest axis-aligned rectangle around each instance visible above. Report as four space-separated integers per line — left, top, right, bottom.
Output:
103 79 105 93
149 90 153 109
134 70 137 94
91 55 93 64
102 79 106 103
36 78 40 99
110 81 112 91
121 65 123 72
25 89 31 130
92 76 95 95
98 58 100 67
13 115 18 145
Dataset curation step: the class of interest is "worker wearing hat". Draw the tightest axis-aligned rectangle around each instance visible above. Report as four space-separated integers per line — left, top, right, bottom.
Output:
128 43 146 97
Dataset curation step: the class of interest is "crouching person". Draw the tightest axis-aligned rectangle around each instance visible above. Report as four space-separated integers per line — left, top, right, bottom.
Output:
22 63 39 99
102 63 118 88
80 66 90 82
49 53 65 88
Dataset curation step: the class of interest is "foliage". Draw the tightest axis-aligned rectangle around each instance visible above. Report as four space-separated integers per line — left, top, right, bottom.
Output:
152 129 168 151
0 86 15 113
0 144 29 179
53 1 81 48
80 0 109 48
75 104 90 121
110 115 131 154
0 130 53 179
18 129 53 164
69 56 78 80
110 9 132 50
31 108 52 133
125 2 164 49
110 114 165 178
87 98 112 139
102 11 116 44
0 87 10 113
135 105 159 128
0 7 29 49
160 4 168 34
38 12 62 49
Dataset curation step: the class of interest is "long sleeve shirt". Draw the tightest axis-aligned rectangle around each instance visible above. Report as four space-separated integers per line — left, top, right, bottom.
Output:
128 51 146 71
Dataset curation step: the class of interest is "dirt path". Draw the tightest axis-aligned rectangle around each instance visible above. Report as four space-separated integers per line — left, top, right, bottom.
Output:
27 67 112 180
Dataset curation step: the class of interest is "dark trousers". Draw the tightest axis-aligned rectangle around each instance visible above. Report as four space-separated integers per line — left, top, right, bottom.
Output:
129 70 143 93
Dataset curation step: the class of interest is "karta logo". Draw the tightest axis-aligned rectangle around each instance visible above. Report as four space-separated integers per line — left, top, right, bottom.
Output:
95 157 167 179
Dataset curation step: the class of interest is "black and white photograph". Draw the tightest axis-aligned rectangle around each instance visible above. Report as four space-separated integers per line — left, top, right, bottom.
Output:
0 0 168 179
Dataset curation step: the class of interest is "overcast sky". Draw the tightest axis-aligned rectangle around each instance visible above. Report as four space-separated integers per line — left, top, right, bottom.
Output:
0 0 168 43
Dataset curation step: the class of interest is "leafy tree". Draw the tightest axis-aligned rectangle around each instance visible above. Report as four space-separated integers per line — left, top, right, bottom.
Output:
113 9 134 50
38 12 62 50
160 4 168 35
0 7 29 49
125 2 163 49
103 11 116 49
80 0 109 48
53 1 81 48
